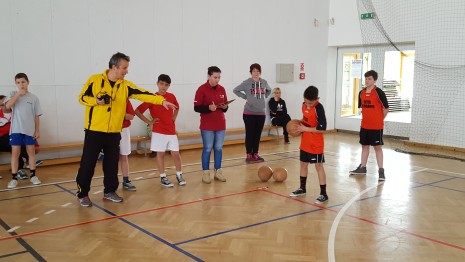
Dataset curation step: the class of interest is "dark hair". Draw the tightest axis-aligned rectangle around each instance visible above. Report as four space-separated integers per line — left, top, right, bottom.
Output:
304 85 319 100
0 95 5 100
108 52 130 69
207 66 221 76
157 74 171 84
249 63 261 74
15 73 29 82
364 70 378 81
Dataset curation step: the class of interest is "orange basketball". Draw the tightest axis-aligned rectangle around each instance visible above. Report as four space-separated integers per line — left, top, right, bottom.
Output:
273 167 288 182
286 119 302 137
257 165 273 182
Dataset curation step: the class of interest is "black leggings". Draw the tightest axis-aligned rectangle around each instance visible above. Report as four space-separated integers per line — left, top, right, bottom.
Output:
271 114 291 139
243 114 266 154
76 130 121 198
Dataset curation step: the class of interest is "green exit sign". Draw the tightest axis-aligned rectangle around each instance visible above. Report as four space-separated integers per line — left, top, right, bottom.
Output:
361 12 375 19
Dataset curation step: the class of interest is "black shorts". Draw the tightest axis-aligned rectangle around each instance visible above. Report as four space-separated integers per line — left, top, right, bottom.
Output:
359 128 384 146
300 150 325 163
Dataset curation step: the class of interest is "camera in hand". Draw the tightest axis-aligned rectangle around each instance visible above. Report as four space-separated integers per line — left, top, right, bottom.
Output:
99 94 111 104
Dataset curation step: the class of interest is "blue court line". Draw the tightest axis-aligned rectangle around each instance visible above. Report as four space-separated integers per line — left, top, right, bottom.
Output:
174 208 324 246
55 184 203 262
0 250 29 259
426 185 465 194
174 176 464 246
412 177 458 189
0 218 46 261
356 177 459 203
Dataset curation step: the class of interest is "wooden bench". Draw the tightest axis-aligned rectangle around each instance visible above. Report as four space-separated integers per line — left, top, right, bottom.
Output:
0 136 150 171
266 125 283 140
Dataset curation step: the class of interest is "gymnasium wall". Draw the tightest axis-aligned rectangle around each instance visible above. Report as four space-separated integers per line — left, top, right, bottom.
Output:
0 0 331 151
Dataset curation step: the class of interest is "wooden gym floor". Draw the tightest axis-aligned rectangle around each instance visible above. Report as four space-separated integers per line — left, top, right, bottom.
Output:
0 132 464 261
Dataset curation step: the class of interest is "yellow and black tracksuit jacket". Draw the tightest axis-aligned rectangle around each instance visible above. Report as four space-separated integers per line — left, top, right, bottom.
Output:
78 70 165 133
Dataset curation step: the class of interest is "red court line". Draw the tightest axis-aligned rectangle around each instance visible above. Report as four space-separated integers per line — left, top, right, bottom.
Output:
263 189 465 252
0 188 260 242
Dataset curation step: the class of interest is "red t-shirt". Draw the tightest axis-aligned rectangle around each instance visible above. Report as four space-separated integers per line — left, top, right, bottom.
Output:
136 92 179 135
300 102 326 154
0 109 11 137
122 100 135 128
194 82 228 131
358 86 389 130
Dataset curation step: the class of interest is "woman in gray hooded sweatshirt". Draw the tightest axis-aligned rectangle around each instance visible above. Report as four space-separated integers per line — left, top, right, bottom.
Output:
233 63 271 163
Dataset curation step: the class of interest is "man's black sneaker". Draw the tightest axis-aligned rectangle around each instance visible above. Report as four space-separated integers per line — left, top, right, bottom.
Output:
103 192 123 203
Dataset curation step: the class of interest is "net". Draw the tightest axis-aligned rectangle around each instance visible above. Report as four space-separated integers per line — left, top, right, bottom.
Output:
356 0 465 161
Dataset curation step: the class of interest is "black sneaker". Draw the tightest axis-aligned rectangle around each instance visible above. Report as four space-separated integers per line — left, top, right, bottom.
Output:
176 174 187 186
378 168 385 181
103 192 123 203
149 151 157 158
290 188 306 197
160 176 174 187
349 164 367 175
16 169 28 180
122 180 137 191
315 194 329 204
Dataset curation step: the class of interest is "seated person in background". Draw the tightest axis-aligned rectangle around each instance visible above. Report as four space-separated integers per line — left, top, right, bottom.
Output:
268 87 292 143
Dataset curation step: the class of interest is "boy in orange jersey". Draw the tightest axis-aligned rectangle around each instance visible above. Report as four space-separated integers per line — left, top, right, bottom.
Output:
289 86 328 204
349 70 389 181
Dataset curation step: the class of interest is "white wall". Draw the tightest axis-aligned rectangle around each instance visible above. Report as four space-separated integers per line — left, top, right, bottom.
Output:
0 0 332 153
328 0 465 148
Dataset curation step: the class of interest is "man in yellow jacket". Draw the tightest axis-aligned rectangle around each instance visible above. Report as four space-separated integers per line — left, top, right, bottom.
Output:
76 52 176 207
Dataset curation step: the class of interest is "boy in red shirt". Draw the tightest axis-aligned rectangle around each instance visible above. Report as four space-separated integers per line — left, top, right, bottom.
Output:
135 74 185 187
349 70 389 181
120 100 136 190
289 86 328 204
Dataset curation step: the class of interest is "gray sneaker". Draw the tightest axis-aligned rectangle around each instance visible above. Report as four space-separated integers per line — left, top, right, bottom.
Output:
176 174 186 186
378 168 386 181
349 164 367 175
79 196 93 207
103 192 123 202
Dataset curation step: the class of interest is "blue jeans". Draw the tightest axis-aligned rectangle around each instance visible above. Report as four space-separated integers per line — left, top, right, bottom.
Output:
200 130 225 170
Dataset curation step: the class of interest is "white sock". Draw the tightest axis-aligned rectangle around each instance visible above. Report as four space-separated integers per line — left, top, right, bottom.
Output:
176 171 182 177
160 173 166 178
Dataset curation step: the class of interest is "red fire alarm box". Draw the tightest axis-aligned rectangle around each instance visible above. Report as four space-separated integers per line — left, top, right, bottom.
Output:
299 73 305 79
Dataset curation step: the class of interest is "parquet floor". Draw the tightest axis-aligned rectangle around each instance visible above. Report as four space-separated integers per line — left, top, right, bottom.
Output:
0 132 464 261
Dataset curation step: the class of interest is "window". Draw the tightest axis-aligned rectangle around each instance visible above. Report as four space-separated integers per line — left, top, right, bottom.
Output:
340 52 371 116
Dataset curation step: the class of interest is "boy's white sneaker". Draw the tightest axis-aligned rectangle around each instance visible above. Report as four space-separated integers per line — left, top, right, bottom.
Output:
30 176 41 185
8 179 18 189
